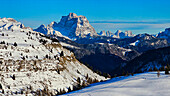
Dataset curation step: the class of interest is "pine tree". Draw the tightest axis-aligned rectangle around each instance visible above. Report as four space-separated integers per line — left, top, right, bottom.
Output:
77 77 81 84
86 74 89 79
153 66 158 71
12 74 15 80
126 71 129 76
87 77 93 84
82 80 87 87
165 64 170 74
68 87 71 92
62 88 66 94
60 51 64 57
0 83 2 89
2 89 4 94
122 70 126 76
14 42 17 47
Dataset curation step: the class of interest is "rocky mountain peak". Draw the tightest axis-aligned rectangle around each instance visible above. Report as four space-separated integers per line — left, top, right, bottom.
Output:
0 18 32 31
157 27 170 43
48 21 57 27
35 13 98 39
34 24 47 34
99 31 106 36
114 30 134 38
40 24 46 28
68 13 78 19
115 30 122 37
125 30 133 36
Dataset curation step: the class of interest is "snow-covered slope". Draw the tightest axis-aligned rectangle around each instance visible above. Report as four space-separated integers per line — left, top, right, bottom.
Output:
65 72 170 96
0 18 105 95
0 17 32 31
34 24 63 36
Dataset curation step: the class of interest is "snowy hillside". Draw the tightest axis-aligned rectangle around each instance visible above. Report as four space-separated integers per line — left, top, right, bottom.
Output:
0 18 105 95
65 72 170 96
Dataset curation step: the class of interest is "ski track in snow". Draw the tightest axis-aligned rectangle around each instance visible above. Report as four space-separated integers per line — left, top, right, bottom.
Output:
64 72 170 96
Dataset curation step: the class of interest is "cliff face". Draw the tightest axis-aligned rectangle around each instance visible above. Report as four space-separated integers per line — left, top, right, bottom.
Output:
157 28 170 43
34 13 98 39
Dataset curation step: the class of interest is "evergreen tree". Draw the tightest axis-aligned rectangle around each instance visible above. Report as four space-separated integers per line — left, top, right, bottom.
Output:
82 80 87 87
2 89 4 94
86 74 89 79
165 64 170 74
153 66 158 71
122 70 126 76
68 87 71 92
77 77 81 84
12 74 16 80
0 83 2 89
14 42 17 47
60 51 64 57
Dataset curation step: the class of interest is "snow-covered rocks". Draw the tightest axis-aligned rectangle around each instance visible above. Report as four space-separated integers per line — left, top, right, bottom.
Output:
0 18 105 95
0 18 32 31
115 30 134 38
34 24 63 36
98 30 134 39
34 13 98 39
157 28 170 43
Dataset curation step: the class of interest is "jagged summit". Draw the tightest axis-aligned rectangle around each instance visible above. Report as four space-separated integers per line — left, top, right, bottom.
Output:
157 28 170 43
34 24 47 34
34 23 62 36
115 30 134 38
0 17 32 31
98 30 134 38
68 13 84 19
34 13 98 39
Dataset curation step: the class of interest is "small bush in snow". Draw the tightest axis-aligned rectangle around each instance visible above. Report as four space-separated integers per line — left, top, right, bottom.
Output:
2 33 4 36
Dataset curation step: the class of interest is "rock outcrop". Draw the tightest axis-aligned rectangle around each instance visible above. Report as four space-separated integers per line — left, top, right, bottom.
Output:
34 13 98 39
157 28 170 43
115 30 134 38
0 17 32 31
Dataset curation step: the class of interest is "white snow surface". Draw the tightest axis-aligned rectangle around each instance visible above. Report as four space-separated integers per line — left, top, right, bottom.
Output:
129 40 140 46
65 72 170 96
0 18 105 95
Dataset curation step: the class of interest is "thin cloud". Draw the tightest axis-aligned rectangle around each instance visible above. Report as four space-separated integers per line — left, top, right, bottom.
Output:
90 19 170 24
91 22 170 34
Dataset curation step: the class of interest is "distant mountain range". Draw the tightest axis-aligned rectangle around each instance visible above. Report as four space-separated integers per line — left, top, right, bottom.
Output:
0 13 170 95
34 13 135 40
1 13 170 76
33 13 170 76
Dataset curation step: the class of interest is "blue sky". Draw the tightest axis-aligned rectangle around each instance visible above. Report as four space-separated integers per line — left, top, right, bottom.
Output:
1 0 170 34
